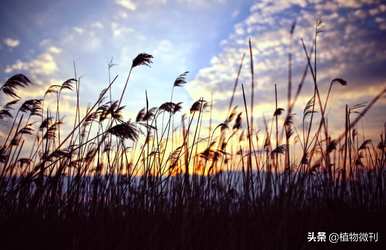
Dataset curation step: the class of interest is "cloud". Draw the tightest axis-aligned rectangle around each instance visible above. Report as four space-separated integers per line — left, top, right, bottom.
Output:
115 0 136 11
111 22 135 38
91 22 104 29
113 0 228 14
177 0 227 7
3 46 61 76
189 0 386 97
73 27 84 34
187 0 386 138
3 38 20 48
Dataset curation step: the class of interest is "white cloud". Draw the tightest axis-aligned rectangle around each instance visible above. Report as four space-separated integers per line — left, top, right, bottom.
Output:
187 0 386 132
111 22 135 38
115 0 136 11
177 0 227 7
114 0 227 14
73 27 84 34
91 22 104 29
48 46 62 54
3 38 20 48
3 46 61 76
336 0 363 9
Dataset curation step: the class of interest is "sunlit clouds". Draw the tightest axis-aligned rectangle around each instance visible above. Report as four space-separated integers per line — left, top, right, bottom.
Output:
187 0 386 138
0 0 385 139
4 46 61 76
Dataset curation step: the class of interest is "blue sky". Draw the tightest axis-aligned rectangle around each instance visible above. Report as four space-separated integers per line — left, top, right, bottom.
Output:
1 0 386 139
0 0 250 109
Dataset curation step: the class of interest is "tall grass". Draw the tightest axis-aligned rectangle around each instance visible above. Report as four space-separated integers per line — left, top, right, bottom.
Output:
0 22 385 250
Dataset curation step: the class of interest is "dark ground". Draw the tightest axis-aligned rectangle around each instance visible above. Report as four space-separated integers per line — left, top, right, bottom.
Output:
1 207 385 250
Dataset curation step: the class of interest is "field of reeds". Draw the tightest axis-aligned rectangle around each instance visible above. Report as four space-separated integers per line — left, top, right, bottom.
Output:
0 21 385 250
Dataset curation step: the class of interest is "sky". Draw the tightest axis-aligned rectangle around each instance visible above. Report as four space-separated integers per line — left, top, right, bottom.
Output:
1 0 386 140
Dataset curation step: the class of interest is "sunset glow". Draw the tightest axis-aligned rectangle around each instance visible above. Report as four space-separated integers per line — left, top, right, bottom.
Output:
1 1 385 250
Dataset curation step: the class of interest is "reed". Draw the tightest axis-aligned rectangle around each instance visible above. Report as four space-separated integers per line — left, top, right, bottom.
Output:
0 22 385 250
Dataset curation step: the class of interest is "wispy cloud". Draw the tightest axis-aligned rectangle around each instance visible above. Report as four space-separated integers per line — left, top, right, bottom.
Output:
3 38 20 48
115 0 137 11
188 0 386 109
3 46 61 76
